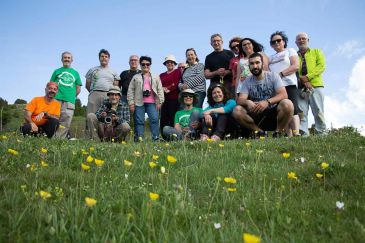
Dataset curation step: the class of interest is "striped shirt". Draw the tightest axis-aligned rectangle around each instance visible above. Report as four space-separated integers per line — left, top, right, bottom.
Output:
179 63 206 93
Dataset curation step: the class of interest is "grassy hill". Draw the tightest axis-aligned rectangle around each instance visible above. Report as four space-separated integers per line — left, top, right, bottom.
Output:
0 129 364 242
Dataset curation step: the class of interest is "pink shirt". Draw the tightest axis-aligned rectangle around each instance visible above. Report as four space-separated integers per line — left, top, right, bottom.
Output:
142 75 156 103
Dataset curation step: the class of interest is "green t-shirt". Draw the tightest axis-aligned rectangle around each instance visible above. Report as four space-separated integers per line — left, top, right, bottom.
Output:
174 107 202 128
50 67 82 104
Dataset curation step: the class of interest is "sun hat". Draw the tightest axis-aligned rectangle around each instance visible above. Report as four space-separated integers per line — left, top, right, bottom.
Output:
163 54 177 65
107 86 121 96
178 89 198 105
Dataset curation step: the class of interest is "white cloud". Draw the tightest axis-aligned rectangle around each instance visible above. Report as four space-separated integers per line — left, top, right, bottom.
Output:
332 40 365 59
324 55 365 135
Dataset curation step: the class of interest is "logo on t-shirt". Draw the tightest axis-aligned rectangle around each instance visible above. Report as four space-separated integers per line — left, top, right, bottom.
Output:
57 72 76 86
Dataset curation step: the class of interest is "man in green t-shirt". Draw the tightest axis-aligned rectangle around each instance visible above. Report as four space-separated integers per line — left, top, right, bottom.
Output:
50 51 82 138
162 89 202 140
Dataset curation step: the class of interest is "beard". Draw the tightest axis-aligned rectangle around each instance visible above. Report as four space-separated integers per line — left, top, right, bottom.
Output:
251 68 263 77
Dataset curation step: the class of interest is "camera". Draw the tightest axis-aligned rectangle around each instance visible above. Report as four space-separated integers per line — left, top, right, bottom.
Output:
104 103 117 124
300 88 313 99
143 90 151 97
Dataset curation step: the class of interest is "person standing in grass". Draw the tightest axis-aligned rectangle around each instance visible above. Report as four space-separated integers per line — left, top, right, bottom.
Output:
127 56 164 142
295 32 326 136
118 55 141 103
233 52 293 138
179 48 206 108
159 55 182 138
50 51 82 139
85 49 120 115
21 82 61 138
162 89 202 140
204 33 235 95
269 31 300 137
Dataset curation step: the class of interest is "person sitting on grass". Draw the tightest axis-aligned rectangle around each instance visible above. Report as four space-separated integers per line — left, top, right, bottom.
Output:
87 86 130 142
233 52 294 138
162 89 202 140
21 82 61 138
200 83 237 141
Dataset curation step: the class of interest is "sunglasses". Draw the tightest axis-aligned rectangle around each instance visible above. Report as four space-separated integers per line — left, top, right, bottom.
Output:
141 63 151 67
271 39 283 45
230 45 239 49
183 94 194 98
242 42 252 47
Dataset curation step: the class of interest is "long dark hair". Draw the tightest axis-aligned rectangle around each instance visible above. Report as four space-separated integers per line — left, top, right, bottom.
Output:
207 84 230 107
238 38 265 57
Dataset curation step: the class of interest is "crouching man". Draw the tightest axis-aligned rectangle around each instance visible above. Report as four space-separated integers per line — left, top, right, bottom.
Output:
233 53 294 138
87 86 130 142
21 82 61 138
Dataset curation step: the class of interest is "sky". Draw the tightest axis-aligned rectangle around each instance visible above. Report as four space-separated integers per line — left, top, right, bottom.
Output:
1 0 364 134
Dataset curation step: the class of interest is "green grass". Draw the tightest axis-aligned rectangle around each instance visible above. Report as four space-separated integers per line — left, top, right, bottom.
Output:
0 130 364 242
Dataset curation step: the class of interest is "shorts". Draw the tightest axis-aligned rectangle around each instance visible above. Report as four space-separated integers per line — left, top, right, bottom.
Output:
250 105 278 131
285 85 300 115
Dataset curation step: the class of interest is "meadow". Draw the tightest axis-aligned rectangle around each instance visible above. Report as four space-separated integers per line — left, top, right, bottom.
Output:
0 128 364 242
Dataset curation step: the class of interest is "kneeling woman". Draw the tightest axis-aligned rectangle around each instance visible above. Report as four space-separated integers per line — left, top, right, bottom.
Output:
200 84 236 141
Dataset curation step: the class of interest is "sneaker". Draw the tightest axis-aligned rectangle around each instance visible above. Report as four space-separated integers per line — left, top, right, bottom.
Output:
200 134 209 141
211 135 221 141
252 131 267 139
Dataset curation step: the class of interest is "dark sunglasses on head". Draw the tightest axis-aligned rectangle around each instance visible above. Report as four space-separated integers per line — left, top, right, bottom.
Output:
141 63 151 67
271 39 283 45
183 94 194 98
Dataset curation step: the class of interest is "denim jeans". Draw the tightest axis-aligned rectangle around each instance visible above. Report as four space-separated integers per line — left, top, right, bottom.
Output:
134 103 160 141
298 87 326 135
195 91 206 108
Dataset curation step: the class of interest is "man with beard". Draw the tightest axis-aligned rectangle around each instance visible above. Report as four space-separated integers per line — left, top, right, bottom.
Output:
233 52 293 138
21 82 61 138
50 51 82 138
295 32 326 136
204 33 234 94
86 86 130 142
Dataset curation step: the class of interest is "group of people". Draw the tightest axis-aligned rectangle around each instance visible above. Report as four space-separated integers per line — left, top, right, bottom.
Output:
21 31 327 142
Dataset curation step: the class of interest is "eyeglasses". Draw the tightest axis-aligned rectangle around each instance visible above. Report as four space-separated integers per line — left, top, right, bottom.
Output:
271 39 283 45
165 61 175 65
183 94 194 98
141 63 151 67
230 45 239 50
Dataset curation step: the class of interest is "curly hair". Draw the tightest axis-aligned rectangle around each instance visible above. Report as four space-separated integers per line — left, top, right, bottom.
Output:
238 38 265 57
270 31 288 48
207 84 230 107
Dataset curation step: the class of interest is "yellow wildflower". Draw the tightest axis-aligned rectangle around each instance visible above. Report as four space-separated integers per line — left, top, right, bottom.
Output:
82 151 89 155
59 125 66 129
256 149 263 154
316 173 324 178
8 148 18 156
40 160 49 167
149 161 157 168
30 163 37 171
243 233 261 243
39 190 52 200
259 136 265 140
85 197 97 207
124 160 133 167
89 147 94 152
165 143 170 147
2 135 7 139
152 155 159 160
86 155 94 163
149 192 159 201
134 151 141 157
227 187 237 192
20 185 27 190
245 142 251 147
287 172 298 180
167 155 177 164
224 177 237 184
321 162 329 169
94 159 105 166
121 141 127 145
219 143 224 148
207 138 213 142
40 148 47 153
282 152 290 159
81 163 90 171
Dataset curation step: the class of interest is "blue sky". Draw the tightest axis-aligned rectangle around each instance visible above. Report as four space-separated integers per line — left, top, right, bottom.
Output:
1 0 365 132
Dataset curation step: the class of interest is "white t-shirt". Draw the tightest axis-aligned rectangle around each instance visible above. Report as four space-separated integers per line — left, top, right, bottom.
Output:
269 48 298 86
